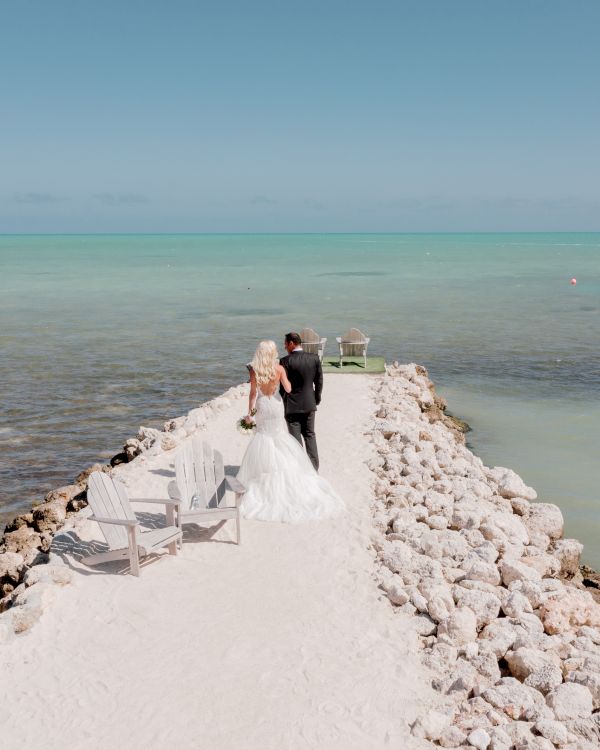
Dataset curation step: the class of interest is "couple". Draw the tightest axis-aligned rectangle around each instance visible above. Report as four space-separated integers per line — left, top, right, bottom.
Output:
237 332 344 523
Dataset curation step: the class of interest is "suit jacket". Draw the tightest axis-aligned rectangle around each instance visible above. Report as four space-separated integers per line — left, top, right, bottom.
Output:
279 350 323 415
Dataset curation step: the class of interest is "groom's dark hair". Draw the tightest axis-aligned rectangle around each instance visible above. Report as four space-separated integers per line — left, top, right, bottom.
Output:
285 332 302 346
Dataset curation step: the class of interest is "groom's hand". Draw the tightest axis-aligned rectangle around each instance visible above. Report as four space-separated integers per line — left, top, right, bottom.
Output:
314 357 323 406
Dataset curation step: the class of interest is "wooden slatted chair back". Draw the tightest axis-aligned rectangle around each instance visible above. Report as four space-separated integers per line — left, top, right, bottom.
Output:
341 327 366 342
174 438 226 511
300 327 321 356
341 328 367 357
87 472 136 550
300 327 320 343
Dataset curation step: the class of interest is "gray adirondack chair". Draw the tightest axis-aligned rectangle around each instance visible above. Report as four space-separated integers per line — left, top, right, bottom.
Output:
85 471 182 576
300 327 327 361
336 328 370 368
168 438 244 544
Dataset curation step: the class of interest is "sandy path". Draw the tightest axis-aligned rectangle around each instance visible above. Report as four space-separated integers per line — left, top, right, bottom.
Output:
0 375 434 750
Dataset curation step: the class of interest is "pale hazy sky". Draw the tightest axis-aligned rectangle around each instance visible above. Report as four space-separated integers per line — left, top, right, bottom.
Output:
2 0 600 232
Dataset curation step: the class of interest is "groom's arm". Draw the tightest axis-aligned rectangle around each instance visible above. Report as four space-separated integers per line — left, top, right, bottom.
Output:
279 356 288 398
314 357 323 406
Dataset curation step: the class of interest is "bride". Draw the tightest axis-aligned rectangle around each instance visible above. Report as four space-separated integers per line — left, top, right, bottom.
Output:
237 340 345 523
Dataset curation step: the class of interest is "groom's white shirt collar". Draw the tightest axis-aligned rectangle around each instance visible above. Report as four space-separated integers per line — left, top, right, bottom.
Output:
290 346 303 352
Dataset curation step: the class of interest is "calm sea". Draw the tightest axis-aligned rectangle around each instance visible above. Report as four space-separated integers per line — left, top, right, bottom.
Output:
1 234 599 565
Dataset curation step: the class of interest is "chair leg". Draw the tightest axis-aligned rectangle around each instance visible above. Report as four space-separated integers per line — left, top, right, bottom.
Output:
168 540 178 556
236 507 241 545
127 526 141 576
175 509 183 549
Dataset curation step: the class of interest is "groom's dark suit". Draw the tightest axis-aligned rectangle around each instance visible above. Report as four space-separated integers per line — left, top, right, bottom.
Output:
279 349 323 471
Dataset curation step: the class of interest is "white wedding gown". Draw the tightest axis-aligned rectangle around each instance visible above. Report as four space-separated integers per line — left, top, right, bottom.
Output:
237 389 345 523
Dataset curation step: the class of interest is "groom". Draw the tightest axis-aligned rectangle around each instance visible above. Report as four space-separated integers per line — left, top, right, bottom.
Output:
280 332 323 472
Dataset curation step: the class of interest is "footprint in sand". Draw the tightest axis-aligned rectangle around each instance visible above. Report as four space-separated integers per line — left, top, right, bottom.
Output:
317 700 345 717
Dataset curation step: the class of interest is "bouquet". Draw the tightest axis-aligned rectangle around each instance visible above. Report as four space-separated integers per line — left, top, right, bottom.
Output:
237 409 257 435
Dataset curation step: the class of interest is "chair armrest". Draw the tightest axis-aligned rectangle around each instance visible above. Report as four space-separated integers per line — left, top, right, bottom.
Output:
130 497 181 507
89 514 139 527
167 481 181 500
225 476 246 494
336 337 342 343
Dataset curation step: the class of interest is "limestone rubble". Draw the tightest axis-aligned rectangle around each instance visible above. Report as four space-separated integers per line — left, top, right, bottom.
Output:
372 363 600 748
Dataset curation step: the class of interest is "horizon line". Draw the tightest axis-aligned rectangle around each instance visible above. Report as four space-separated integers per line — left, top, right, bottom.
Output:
2 230 600 237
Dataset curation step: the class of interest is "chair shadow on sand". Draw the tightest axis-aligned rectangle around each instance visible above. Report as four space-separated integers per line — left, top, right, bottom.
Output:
148 468 176 478
51 499 239 577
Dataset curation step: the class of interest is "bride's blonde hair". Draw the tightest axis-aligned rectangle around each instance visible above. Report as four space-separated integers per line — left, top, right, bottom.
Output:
251 340 279 385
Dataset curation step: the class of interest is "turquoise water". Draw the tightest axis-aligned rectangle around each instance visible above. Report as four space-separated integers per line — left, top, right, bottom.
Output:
1 234 599 565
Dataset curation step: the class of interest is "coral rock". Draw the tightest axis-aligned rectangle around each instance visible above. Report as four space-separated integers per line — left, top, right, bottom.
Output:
454 588 501 628
499 558 542 586
439 725 468 747
487 466 537 500
438 606 478 645
44 484 82 506
546 682 593 720
74 463 110 485
467 727 491 749
524 503 564 541
505 647 561 681
539 588 600 634
23 564 72 588
32 501 67 533
534 719 569 746
482 677 545 720
551 539 584 578
3 513 34 533
1 526 42 555
11 582 58 634
0 552 25 584
565 670 600 709
524 664 564 694
411 710 452 741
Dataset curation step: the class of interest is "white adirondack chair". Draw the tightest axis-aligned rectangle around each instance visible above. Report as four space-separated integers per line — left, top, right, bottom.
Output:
336 327 370 368
300 327 327 361
85 471 182 576
168 438 244 544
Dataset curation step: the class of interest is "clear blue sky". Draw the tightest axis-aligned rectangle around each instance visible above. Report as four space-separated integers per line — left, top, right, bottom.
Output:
2 0 599 232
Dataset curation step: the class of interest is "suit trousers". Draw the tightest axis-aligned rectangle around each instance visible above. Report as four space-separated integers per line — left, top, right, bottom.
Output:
285 411 319 472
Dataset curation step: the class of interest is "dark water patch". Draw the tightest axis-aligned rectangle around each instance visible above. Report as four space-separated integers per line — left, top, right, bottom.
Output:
315 271 386 277
177 310 213 320
19 271 59 276
221 308 287 317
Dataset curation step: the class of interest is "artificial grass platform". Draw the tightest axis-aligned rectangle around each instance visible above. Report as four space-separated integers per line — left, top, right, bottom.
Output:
321 356 386 374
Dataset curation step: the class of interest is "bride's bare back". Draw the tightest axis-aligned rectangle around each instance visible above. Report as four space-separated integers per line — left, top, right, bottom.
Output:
248 365 291 416
259 369 282 397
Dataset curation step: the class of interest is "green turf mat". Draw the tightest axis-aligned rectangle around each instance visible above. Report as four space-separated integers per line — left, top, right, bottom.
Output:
321 356 386 374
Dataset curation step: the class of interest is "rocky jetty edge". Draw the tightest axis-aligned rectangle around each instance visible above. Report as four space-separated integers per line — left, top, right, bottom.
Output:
0 383 247 635
372 364 600 749
1 364 599 749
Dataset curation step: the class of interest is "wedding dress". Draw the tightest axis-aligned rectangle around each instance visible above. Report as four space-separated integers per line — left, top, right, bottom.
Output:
237 389 345 523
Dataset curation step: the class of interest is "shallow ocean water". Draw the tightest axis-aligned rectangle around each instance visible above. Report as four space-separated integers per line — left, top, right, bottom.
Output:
1 233 598 565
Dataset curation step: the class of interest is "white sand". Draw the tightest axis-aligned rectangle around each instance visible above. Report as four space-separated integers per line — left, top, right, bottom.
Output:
0 375 435 749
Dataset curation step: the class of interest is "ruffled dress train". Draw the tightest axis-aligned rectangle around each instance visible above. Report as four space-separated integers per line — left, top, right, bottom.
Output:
237 391 344 523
